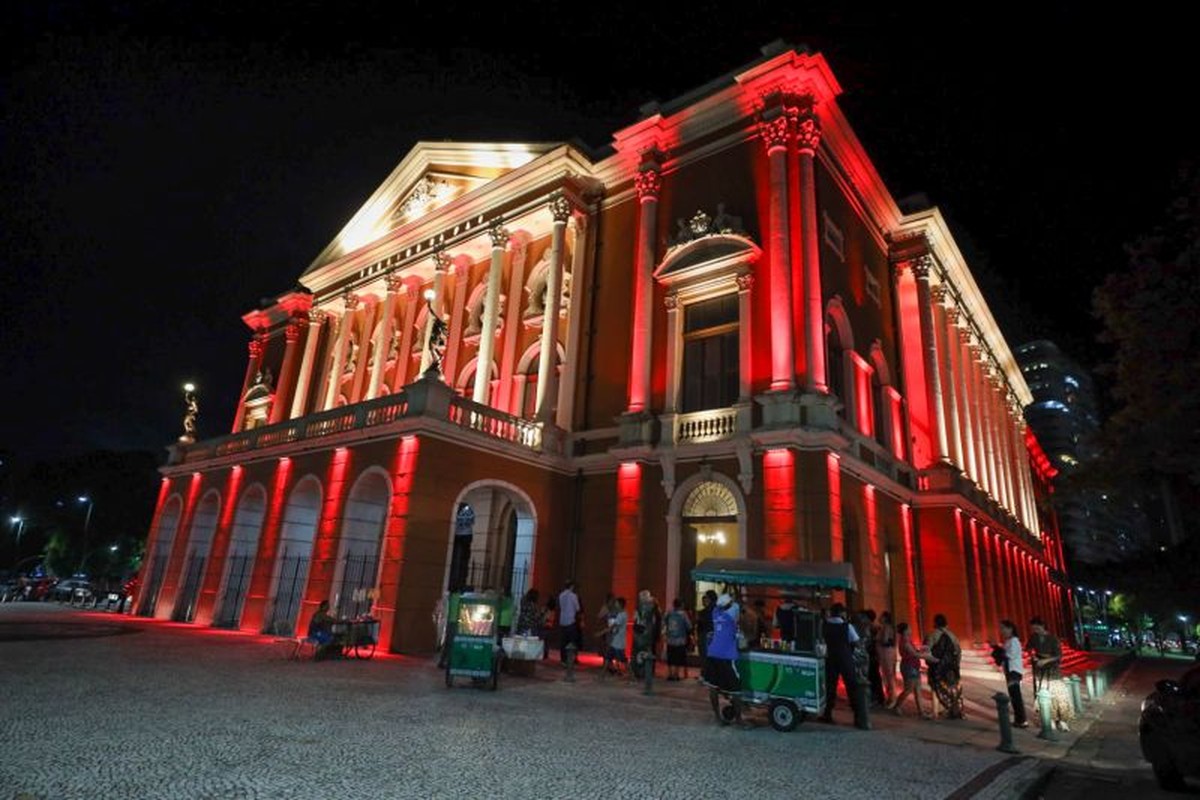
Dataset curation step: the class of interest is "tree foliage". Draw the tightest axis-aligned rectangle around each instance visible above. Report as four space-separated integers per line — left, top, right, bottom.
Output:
1092 161 1200 488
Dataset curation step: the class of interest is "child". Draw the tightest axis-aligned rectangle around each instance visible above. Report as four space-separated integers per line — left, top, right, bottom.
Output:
602 597 629 678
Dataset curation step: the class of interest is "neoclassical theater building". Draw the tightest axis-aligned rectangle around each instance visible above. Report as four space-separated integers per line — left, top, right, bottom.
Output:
135 43 1073 652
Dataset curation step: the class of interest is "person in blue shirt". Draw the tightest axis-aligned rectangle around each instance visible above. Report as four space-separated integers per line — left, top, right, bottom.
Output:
702 593 746 726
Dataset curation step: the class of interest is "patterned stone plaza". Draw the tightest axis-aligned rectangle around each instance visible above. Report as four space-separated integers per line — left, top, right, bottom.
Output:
0 603 1007 799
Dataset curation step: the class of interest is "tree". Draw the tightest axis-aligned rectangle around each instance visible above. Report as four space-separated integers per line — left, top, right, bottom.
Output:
1091 160 1200 542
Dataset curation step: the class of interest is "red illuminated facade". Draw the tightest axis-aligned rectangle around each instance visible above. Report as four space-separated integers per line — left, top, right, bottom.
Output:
136 43 1073 651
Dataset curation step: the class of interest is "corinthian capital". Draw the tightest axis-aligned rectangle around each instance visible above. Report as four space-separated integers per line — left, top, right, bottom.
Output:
285 320 304 343
757 114 791 153
910 255 934 280
248 336 264 359
634 167 662 202
431 249 452 273
487 220 510 249
793 113 821 154
308 308 327 325
385 271 406 293
549 191 573 222
736 273 755 292
342 291 360 313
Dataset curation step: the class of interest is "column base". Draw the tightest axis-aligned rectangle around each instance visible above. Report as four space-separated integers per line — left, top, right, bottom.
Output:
799 391 840 430
617 410 658 447
754 389 801 429
404 372 455 418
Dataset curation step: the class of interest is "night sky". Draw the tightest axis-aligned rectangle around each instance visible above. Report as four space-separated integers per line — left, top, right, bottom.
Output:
3 3 1192 464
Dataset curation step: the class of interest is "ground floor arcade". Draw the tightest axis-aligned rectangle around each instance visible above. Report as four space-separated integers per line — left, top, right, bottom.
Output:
137 435 1072 653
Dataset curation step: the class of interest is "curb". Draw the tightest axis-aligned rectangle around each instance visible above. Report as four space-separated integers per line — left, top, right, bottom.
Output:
947 756 1052 800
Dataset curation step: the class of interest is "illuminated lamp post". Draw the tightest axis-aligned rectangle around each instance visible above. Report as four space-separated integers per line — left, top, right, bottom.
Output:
179 382 199 443
1181 615 1192 653
75 496 95 574
10 516 25 564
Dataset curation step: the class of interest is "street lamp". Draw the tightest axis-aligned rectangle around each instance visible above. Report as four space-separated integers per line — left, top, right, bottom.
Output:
10 516 25 562
76 496 94 574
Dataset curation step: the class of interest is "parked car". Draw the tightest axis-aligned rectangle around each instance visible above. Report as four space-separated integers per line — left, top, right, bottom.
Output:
1140 665 1200 790
50 579 93 602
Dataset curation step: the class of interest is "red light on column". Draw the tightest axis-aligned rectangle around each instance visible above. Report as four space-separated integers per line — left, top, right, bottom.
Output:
614 462 642 602
900 503 918 633
763 449 796 560
826 452 842 562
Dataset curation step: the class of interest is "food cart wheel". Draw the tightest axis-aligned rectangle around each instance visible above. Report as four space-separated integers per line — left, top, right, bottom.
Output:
720 704 739 723
354 640 376 660
768 699 800 732
444 664 454 688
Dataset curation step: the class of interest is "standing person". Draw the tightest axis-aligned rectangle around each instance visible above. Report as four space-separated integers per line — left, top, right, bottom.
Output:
998 619 1029 728
517 589 544 635
818 603 861 725
632 589 663 680
888 622 929 718
541 593 557 661
925 614 964 719
594 592 614 656
1027 617 1074 731
602 597 629 677
664 598 692 681
696 590 717 665
877 611 898 707
702 593 746 726
774 593 798 647
862 609 886 707
557 580 581 663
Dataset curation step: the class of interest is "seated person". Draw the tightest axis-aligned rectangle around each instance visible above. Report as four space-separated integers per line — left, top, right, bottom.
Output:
308 600 342 659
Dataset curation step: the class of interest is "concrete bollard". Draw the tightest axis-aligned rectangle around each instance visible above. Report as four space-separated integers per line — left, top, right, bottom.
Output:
854 680 872 730
993 693 1020 753
1036 687 1058 741
641 653 656 696
1096 669 1107 699
1085 670 1097 702
1067 675 1084 715
564 643 577 683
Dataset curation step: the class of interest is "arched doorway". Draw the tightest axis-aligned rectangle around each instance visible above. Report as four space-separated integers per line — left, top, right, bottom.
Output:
173 490 220 622
331 470 391 619
443 481 536 601
667 475 746 611
213 484 266 628
137 494 182 617
264 476 322 635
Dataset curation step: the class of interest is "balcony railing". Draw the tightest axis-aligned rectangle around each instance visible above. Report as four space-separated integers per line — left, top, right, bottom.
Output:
675 407 741 444
173 380 553 466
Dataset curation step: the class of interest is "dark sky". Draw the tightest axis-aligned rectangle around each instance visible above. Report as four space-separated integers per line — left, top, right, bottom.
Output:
2 2 1192 463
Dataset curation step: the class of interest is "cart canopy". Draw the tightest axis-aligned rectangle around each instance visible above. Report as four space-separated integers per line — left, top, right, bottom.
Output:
690 558 857 591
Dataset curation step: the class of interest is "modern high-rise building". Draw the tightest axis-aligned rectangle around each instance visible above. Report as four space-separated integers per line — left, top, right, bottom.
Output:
133 43 1073 651
1016 340 1144 564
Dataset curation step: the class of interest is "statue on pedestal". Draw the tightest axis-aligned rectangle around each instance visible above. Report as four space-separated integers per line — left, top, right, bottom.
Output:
179 383 199 444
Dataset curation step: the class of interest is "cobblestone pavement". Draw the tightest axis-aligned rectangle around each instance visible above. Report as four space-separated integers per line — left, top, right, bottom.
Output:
0 603 1005 800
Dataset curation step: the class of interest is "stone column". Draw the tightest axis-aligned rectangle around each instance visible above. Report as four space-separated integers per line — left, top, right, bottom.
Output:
934 288 964 469
269 317 306 424
499 235 529 413
289 309 326 419
474 223 509 405
737 273 754 401
913 259 950 462
367 272 404 399
391 281 419 393
557 213 588 430
536 193 572 420
627 157 662 413
758 106 795 392
443 257 470 387
232 332 265 432
969 340 995 496
419 252 450 377
662 294 682 414
954 324 980 484
796 108 826 393
322 292 357 410
988 366 1013 513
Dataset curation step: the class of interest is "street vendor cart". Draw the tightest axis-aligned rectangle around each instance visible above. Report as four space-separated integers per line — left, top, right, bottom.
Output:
690 557 857 732
444 592 502 690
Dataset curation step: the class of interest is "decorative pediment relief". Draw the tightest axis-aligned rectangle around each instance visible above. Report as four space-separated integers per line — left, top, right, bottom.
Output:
654 205 761 288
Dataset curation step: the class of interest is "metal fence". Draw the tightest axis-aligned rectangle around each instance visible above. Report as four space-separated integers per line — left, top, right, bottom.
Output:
264 554 310 636
213 554 255 629
136 554 169 617
172 553 206 623
332 553 379 620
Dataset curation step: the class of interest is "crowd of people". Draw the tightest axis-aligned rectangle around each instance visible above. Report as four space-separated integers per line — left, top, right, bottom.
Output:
435 580 1074 735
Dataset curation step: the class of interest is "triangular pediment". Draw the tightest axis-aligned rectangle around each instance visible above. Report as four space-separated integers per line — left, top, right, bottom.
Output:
306 141 561 274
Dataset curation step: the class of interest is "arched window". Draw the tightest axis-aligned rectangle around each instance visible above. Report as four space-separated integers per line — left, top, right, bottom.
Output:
826 321 846 418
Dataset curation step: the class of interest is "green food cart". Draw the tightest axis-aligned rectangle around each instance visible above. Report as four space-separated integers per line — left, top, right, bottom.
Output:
690 558 857 731
444 592 503 690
